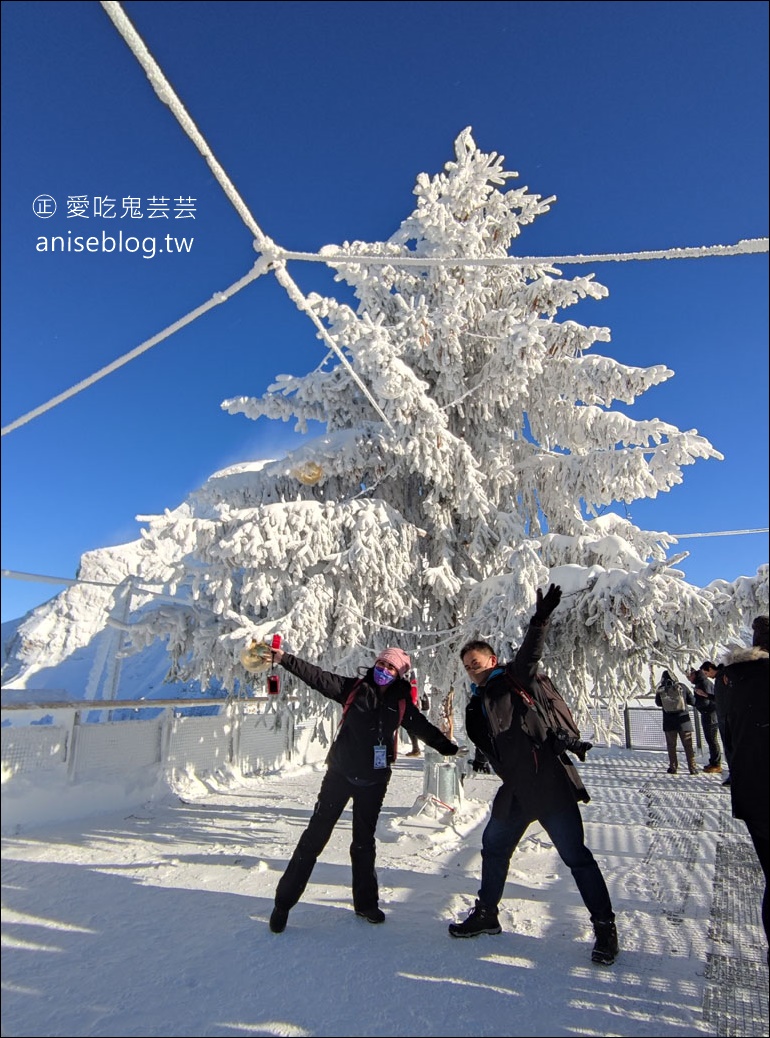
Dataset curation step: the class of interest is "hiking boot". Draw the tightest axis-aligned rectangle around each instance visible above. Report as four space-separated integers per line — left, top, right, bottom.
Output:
448 900 502 938
269 905 289 933
404 750 421 757
666 766 678 774
591 919 619 965
355 907 385 924
688 763 699 775
703 764 722 774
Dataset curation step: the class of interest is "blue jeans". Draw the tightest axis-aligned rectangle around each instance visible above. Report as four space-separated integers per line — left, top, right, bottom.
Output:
479 797 614 922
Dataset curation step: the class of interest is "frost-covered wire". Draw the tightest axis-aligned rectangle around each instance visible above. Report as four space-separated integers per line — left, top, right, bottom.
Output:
278 238 768 268
100 1 392 434
1 260 270 437
100 1 275 254
271 264 393 430
1 568 166 597
670 528 769 538
3 524 767 592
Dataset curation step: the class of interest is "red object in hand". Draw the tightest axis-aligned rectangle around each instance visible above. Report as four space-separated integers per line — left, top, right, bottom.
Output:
271 634 282 650
267 674 280 695
409 673 419 706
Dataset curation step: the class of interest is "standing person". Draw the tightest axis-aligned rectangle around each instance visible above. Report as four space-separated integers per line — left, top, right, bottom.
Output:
702 660 731 786
267 645 461 932
687 665 722 773
718 616 769 963
655 670 698 775
447 585 618 966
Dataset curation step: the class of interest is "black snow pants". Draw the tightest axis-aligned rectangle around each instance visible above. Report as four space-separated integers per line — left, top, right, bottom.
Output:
274 768 388 912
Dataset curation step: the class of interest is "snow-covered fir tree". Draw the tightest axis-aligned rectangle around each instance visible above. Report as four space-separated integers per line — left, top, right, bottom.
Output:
9 130 765 737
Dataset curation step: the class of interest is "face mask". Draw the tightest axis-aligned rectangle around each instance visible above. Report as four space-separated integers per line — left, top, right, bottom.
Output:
373 666 396 687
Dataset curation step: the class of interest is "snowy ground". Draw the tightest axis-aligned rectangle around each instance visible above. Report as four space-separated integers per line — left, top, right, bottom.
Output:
2 748 768 1038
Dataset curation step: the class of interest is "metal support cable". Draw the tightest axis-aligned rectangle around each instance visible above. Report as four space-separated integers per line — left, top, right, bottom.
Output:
1 260 269 436
99 1 392 433
100 1 275 254
277 238 768 268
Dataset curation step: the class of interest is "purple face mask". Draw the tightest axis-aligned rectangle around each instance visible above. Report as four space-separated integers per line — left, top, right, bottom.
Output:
373 666 396 687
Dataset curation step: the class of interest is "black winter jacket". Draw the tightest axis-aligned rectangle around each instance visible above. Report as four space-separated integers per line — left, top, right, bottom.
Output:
718 646 769 835
280 653 457 784
464 618 589 820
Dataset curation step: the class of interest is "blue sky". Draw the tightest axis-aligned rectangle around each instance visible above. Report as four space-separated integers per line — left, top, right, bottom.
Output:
1 0 768 623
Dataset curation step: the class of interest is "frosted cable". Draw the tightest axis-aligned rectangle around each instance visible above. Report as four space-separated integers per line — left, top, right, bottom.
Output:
3 523 767 592
1 261 269 437
279 237 768 268
272 264 393 429
100 1 275 254
1 569 169 598
670 528 769 538
100 2 392 432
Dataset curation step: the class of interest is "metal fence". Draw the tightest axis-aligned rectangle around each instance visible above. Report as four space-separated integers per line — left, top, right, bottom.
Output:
0 698 332 784
1 698 704 784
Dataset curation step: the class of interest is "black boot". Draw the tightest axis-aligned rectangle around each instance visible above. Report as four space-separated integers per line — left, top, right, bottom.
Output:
269 904 290 933
448 900 502 938
591 918 618 965
355 906 386 924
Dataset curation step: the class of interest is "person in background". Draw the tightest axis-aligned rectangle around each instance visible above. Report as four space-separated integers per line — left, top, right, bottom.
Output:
655 670 698 775
702 660 731 786
687 665 722 773
717 616 769 963
267 645 461 933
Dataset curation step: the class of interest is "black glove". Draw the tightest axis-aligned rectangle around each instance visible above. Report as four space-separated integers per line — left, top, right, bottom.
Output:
534 583 562 623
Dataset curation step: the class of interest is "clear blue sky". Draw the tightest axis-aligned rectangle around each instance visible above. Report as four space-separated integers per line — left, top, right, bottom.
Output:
1 0 768 623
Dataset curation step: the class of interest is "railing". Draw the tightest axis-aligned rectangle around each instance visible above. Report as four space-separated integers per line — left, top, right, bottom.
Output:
1 695 709 835
2 695 704 781
0 696 331 779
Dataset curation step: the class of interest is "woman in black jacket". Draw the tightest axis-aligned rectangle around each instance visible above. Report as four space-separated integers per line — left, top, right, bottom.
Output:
268 645 460 932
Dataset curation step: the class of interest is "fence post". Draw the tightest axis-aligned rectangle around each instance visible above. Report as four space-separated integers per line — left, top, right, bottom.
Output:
624 705 632 749
228 700 239 769
67 711 82 780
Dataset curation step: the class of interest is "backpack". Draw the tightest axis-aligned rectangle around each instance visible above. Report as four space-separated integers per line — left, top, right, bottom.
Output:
501 669 590 804
659 681 687 713
505 670 582 747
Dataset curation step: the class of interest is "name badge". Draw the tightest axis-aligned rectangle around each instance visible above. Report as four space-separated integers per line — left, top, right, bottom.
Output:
373 744 388 769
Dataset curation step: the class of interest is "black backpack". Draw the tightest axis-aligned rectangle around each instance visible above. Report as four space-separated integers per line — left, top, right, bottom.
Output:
506 670 582 747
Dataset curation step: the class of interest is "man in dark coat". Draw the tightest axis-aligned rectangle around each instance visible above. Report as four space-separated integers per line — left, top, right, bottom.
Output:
268 645 460 932
448 585 618 965
687 665 722 772
702 659 731 785
717 615 769 961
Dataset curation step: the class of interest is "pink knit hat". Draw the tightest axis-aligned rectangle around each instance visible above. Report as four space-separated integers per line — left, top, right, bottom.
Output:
374 647 411 678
